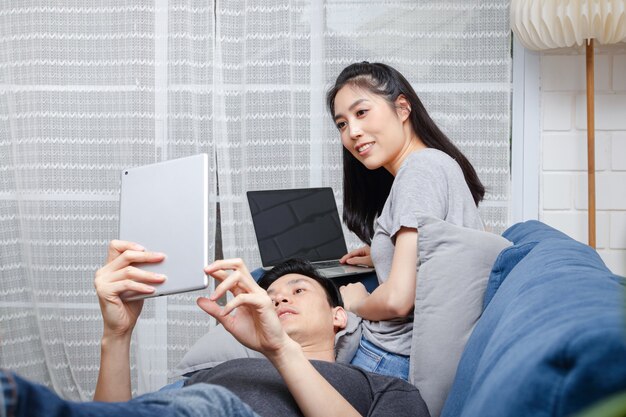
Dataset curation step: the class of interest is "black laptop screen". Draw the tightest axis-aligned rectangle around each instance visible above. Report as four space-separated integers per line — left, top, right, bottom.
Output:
247 188 348 266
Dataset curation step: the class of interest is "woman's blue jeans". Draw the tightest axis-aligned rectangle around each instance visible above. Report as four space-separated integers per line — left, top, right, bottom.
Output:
350 337 410 381
3 370 260 417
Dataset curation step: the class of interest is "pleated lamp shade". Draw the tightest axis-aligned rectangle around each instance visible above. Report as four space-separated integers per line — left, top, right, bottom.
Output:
511 0 626 50
510 0 626 248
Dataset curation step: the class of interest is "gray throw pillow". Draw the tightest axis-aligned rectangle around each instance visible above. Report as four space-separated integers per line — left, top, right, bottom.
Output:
170 324 263 378
170 310 362 378
410 214 511 417
334 311 363 363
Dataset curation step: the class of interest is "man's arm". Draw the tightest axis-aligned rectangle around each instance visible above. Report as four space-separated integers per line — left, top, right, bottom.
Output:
266 342 362 417
93 240 166 401
198 259 362 417
94 332 133 402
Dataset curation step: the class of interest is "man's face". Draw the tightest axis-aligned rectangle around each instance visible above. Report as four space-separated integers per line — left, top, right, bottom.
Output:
266 273 344 346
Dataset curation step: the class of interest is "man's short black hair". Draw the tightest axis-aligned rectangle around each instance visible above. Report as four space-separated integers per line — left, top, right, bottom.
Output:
257 258 343 308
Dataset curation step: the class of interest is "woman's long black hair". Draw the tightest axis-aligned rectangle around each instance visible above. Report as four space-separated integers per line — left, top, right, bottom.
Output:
326 62 485 244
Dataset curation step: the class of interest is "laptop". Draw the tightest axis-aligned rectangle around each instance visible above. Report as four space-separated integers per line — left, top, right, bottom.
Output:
246 187 375 279
118 154 210 300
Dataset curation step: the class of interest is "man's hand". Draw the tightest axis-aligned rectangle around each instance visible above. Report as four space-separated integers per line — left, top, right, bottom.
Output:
200 259 363 417
340 245 373 267
94 240 166 338
339 282 369 314
198 259 297 358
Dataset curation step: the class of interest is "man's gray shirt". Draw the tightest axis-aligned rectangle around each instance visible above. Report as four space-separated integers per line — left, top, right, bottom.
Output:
185 358 429 417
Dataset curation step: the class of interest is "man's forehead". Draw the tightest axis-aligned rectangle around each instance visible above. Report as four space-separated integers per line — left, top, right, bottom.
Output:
266 273 321 294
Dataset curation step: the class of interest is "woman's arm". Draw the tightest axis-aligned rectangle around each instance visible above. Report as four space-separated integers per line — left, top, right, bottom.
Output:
342 227 418 321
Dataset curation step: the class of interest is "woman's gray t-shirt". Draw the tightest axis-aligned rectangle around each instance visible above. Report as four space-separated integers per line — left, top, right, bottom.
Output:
364 148 483 355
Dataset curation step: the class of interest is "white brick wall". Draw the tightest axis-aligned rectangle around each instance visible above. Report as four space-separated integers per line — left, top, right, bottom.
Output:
540 44 626 276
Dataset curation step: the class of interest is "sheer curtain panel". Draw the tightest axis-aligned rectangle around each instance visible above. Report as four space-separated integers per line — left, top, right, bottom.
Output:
0 2 218 399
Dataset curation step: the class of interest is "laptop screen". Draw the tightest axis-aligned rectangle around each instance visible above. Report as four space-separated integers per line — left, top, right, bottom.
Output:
247 188 348 266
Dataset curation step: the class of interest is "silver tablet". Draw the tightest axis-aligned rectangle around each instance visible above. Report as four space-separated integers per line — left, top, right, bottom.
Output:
118 154 210 300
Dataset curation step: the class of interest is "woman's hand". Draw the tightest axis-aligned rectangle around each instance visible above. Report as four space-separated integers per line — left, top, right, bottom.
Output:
339 282 370 314
94 240 166 339
340 245 373 267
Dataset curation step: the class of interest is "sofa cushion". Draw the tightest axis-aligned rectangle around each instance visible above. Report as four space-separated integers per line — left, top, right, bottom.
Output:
501 219 571 244
483 241 536 309
410 215 512 417
482 220 575 308
441 221 626 417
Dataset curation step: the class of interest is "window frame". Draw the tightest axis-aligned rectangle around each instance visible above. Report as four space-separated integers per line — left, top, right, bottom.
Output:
511 36 541 223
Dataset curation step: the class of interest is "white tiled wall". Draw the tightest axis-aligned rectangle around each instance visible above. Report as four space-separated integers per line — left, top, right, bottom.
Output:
540 43 626 276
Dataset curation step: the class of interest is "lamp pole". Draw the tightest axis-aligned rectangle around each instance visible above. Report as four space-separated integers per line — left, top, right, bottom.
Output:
586 38 596 249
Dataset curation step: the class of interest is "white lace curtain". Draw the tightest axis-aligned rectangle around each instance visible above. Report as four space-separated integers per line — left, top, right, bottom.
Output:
0 0 511 399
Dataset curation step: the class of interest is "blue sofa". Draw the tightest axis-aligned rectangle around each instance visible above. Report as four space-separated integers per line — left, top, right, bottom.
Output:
441 221 626 417
193 220 625 416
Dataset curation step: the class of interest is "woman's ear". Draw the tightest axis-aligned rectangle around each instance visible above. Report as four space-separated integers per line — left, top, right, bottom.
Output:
395 95 412 121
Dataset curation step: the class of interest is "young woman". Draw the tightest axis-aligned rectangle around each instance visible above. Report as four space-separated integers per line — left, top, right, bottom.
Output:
327 62 484 381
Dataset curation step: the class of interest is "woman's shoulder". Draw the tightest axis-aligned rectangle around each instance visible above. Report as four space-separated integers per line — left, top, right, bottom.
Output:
399 148 461 176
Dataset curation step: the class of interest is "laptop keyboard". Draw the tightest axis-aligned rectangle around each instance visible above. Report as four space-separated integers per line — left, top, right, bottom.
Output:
312 260 342 268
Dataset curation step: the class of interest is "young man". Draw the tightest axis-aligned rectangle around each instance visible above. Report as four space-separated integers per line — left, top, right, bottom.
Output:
2 241 428 417
95 240 428 417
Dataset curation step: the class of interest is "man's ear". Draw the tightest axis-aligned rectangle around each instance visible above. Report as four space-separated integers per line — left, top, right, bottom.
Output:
395 94 411 122
332 306 348 332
